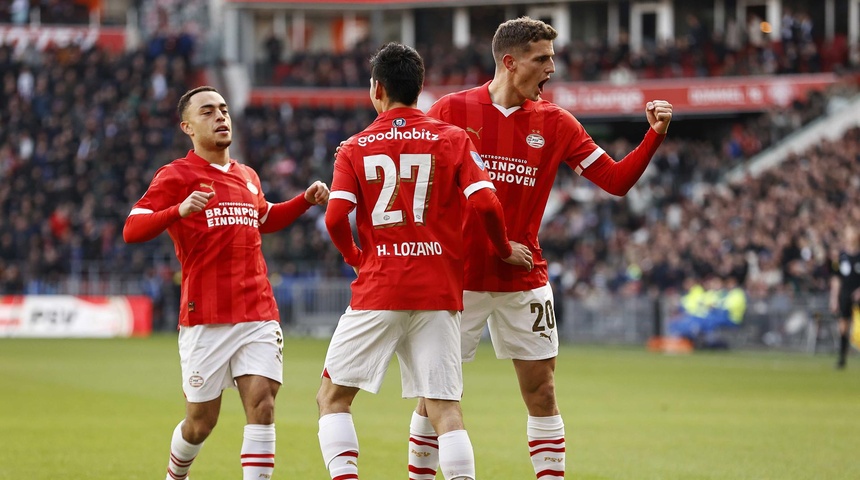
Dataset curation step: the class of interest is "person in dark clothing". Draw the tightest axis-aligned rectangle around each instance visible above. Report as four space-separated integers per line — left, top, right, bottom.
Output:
829 225 860 369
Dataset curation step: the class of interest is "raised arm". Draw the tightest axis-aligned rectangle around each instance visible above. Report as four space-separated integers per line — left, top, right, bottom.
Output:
582 100 673 196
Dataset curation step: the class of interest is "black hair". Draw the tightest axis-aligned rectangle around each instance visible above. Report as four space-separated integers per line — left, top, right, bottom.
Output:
177 85 219 121
369 42 425 105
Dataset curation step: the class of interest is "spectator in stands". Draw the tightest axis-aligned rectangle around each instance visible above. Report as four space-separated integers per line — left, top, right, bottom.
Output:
10 0 28 24
0 9 856 339
668 275 747 348
256 11 836 87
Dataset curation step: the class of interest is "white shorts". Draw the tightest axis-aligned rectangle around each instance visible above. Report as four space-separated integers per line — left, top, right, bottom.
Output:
323 308 463 400
461 283 558 362
178 320 283 403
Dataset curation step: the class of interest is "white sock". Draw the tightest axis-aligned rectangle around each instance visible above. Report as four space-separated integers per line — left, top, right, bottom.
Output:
527 415 565 480
438 430 475 480
166 421 203 480
241 424 276 480
408 412 439 480
318 413 359 479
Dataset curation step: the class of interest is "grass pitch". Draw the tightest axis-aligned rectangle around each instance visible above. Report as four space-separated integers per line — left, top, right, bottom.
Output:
0 335 856 480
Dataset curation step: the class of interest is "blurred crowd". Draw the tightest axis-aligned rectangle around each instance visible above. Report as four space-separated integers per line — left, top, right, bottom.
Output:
259 10 849 87
0 0 93 24
1 14 859 331
0 37 197 287
541 125 860 306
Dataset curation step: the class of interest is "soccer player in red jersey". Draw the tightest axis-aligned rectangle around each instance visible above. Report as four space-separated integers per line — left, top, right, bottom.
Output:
317 42 532 480
123 86 329 480
410 17 674 479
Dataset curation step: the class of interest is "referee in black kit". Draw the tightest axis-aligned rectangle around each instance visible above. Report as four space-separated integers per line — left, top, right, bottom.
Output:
830 225 860 369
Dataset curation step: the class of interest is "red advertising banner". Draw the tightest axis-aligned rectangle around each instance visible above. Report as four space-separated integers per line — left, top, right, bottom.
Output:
544 74 838 116
249 73 840 116
0 25 126 54
0 295 152 338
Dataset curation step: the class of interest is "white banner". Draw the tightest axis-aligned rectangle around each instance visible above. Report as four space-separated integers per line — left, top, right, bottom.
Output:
0 295 151 338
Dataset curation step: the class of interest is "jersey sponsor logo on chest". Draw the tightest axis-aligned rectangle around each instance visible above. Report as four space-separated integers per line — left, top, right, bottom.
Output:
204 202 260 228
356 127 439 147
481 154 539 187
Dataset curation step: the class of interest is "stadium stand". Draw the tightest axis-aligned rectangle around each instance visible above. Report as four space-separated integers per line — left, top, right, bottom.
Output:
256 9 845 87
1 1 858 345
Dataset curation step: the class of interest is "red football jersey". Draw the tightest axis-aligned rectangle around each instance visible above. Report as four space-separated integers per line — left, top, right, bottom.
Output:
330 107 494 310
129 150 279 326
428 83 615 292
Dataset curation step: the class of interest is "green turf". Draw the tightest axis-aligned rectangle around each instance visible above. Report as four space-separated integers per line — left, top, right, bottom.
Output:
0 335 856 479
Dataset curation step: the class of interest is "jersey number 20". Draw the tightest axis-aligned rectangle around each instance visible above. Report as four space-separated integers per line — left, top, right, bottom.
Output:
364 153 433 227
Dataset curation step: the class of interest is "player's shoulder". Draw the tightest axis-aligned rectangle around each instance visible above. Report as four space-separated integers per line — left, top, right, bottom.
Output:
536 98 576 118
423 115 470 142
435 87 469 103
236 161 261 179
163 152 210 170
333 132 365 161
422 114 460 131
339 131 364 150
153 157 190 176
535 99 582 133
431 85 480 107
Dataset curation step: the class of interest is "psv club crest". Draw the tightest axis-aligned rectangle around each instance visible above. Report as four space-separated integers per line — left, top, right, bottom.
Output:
526 133 545 148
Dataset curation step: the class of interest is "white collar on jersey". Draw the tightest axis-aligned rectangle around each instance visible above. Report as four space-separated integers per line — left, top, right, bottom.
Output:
492 103 522 117
209 162 231 173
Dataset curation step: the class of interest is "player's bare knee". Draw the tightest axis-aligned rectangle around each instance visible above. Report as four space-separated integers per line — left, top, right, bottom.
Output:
182 417 216 444
316 388 339 414
246 397 276 424
315 388 327 410
524 380 557 411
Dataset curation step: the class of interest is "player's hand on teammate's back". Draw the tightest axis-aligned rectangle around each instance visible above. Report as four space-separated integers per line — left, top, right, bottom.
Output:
334 140 346 159
305 180 330 205
179 191 215 218
503 241 534 271
646 100 673 134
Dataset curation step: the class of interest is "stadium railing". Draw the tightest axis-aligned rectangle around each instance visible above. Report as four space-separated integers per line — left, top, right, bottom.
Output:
275 278 834 353
17 273 836 353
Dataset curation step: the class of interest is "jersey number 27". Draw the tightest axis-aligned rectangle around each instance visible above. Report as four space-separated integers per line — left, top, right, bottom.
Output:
364 153 433 227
